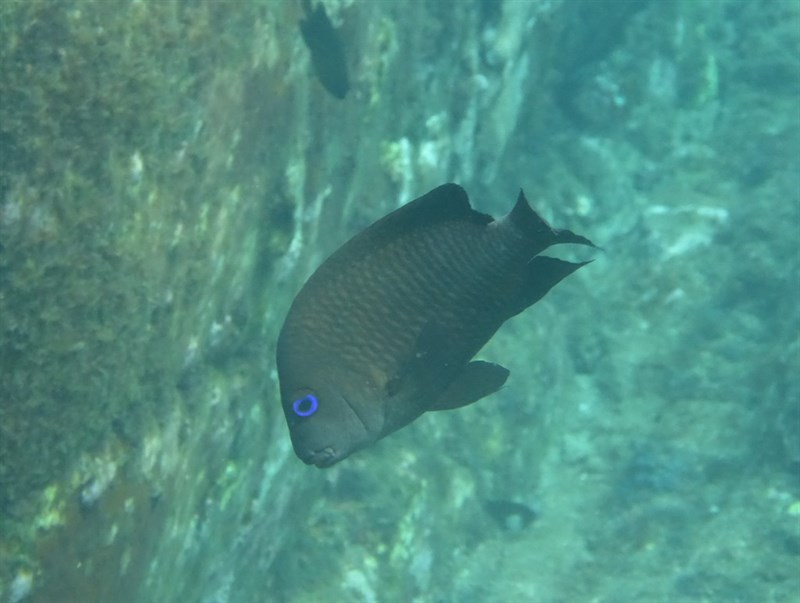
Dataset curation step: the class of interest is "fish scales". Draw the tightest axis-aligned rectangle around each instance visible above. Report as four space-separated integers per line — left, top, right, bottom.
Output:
276 183 595 467
308 223 508 371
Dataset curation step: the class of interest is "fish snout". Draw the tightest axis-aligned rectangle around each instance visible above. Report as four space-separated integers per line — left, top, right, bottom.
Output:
303 446 338 468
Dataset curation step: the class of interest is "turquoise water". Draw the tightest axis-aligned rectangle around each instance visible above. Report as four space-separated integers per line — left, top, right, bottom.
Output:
0 1 798 602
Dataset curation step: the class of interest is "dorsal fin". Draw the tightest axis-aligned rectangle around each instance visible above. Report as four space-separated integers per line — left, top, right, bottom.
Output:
373 183 491 238
317 183 491 274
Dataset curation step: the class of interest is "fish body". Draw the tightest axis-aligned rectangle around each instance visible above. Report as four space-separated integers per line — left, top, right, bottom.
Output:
299 0 349 99
277 183 594 467
484 499 539 531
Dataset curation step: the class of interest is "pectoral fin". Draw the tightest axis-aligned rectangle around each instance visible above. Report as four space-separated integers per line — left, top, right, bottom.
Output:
428 361 510 411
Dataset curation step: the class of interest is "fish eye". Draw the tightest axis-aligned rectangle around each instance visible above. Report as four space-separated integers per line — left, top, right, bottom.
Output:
292 393 319 417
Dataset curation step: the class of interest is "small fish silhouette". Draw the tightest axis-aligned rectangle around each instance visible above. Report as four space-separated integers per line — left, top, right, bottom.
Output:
299 0 349 99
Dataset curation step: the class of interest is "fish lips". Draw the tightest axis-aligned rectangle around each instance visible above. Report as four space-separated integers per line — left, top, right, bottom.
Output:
301 446 339 468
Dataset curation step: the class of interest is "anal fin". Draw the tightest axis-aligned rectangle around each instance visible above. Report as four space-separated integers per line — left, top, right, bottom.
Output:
507 256 592 318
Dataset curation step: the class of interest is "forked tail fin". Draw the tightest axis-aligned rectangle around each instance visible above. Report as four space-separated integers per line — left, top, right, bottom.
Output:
509 189 597 255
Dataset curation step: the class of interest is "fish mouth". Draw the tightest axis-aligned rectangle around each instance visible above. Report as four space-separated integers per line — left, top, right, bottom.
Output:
303 447 338 468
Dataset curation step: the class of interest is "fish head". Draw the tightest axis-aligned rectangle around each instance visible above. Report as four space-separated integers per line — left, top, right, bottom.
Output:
280 380 377 468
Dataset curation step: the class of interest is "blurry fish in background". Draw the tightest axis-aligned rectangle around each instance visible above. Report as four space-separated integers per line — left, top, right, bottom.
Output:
299 0 350 99
484 500 539 532
277 183 595 467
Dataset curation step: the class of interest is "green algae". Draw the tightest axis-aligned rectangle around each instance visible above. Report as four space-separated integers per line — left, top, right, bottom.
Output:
0 1 296 597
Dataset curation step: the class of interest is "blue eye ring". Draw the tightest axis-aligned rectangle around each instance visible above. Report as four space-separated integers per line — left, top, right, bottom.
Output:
292 394 319 417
